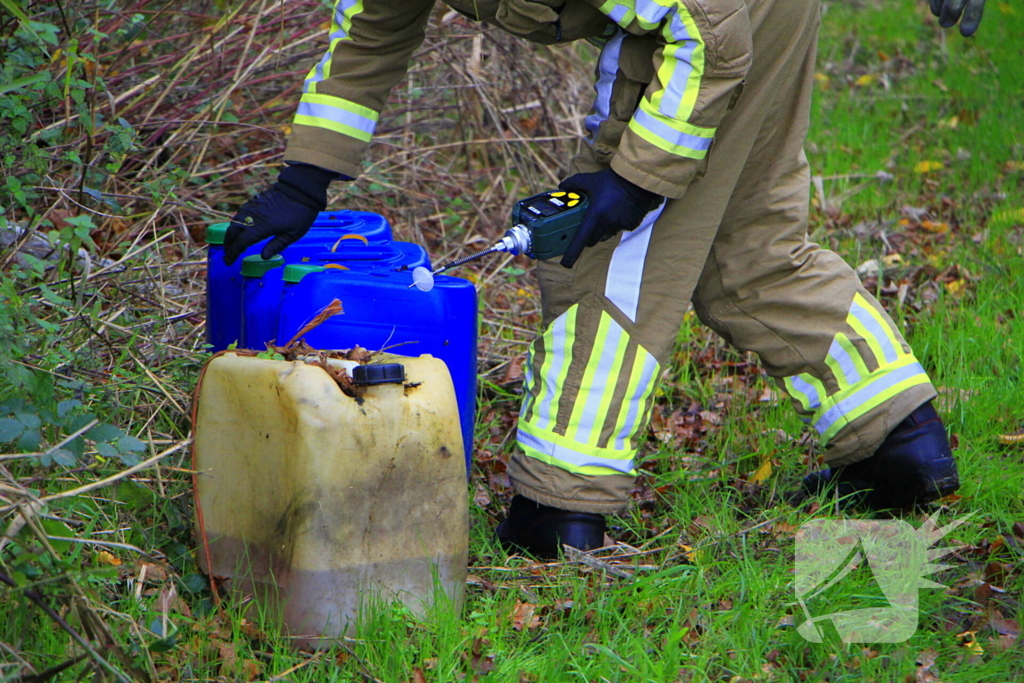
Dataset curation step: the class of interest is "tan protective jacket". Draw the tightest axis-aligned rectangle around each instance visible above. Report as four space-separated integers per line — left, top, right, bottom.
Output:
284 0 752 198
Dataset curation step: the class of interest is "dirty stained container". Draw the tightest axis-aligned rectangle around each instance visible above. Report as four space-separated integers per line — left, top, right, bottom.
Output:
193 352 468 648
277 265 478 468
205 211 393 352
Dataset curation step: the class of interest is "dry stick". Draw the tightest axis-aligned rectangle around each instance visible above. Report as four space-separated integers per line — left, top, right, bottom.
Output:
0 440 191 516
126 351 187 416
13 654 90 683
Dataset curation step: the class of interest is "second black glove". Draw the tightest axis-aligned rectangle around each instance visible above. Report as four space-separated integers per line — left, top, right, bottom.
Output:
558 169 664 269
222 163 338 265
929 0 985 37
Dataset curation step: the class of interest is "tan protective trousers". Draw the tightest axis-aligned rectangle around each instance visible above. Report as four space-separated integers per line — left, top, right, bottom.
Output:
508 0 937 514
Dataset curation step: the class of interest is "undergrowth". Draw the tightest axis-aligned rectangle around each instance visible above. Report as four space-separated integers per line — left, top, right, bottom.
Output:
1 0 1022 681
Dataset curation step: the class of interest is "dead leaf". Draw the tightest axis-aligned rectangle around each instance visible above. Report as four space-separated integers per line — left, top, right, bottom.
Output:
1012 521 1024 539
468 636 495 674
987 609 1020 640
96 551 122 566
500 355 526 384
914 160 944 174
749 458 773 484
511 601 541 631
473 483 491 508
956 631 984 656
914 649 941 683
218 643 238 678
136 561 168 581
411 667 427 683
920 220 950 233
285 299 344 348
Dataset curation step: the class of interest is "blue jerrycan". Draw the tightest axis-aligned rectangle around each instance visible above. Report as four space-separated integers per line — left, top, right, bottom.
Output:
240 240 430 350
205 211 392 352
277 265 478 468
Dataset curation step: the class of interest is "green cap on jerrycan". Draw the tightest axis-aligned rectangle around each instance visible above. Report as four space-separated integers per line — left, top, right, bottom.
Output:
206 222 230 246
282 263 327 284
241 254 285 278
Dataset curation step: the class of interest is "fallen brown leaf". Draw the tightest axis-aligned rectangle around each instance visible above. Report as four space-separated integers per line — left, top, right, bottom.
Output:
913 648 941 683
511 601 541 631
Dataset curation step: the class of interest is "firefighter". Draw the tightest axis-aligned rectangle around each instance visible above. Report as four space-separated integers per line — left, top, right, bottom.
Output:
223 0 984 558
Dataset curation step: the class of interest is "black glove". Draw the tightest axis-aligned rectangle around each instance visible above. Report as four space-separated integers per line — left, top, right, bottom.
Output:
929 0 984 37
223 163 339 265
558 168 663 269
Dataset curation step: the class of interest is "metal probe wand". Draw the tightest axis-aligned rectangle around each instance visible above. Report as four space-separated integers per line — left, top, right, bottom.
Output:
408 225 531 290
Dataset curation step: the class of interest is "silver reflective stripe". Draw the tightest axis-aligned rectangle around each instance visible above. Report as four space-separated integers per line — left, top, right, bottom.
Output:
850 301 899 364
535 314 570 431
636 0 673 25
813 361 927 436
608 4 631 25
827 336 862 386
585 31 625 140
518 428 634 474
604 201 665 322
658 11 697 117
790 375 823 411
632 108 713 153
295 100 377 136
304 0 360 93
573 319 626 443
614 350 658 450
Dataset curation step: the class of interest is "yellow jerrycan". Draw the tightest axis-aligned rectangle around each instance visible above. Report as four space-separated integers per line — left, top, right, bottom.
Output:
192 352 468 648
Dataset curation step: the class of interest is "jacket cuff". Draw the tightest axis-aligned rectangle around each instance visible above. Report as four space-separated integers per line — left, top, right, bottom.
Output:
284 124 367 180
610 128 708 200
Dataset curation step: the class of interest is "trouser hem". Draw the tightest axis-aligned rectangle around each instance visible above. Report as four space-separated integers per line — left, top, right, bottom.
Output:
507 453 631 514
824 383 938 467
511 480 629 515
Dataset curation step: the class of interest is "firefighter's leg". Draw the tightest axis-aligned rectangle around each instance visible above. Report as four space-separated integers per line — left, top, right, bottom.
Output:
506 0 826 516
687 8 937 470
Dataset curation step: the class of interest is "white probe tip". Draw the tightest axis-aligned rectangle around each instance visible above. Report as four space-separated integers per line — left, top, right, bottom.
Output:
411 266 435 292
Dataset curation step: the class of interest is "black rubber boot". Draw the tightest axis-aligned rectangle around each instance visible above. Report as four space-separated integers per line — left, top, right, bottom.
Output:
496 495 606 559
802 401 960 509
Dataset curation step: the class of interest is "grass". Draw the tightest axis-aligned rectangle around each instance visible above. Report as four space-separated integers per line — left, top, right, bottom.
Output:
1 0 1022 681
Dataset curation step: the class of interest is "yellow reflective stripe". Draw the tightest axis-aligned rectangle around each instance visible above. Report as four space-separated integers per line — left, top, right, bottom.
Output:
530 305 578 432
590 321 630 444
520 343 537 420
826 331 870 391
597 1 636 28
295 92 378 141
518 422 636 477
298 92 378 122
610 352 644 445
566 312 614 440
784 373 827 414
651 7 704 120
846 292 906 368
855 292 907 358
815 356 931 443
837 333 870 381
293 114 373 142
304 0 365 94
611 349 652 450
628 106 715 159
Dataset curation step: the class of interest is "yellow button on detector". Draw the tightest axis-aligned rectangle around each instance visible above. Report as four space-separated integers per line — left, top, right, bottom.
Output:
567 199 579 207
568 193 580 200
551 191 566 197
